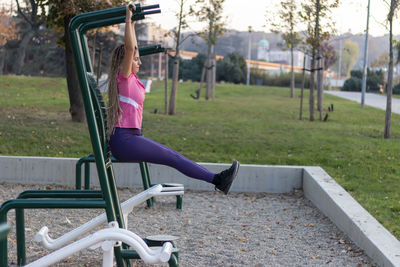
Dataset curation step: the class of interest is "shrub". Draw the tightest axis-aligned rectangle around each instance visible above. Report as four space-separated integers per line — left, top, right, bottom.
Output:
393 83 400 95
341 68 384 92
342 77 361 91
249 68 310 88
216 53 247 84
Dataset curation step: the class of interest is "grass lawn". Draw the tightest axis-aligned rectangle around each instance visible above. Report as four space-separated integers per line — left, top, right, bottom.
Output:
0 75 399 239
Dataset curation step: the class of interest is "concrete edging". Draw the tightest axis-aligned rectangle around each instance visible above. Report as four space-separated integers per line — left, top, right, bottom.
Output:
0 156 399 266
303 167 400 267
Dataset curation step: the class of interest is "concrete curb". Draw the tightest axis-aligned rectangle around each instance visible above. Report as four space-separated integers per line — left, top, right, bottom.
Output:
0 156 399 266
303 167 400 267
0 156 303 193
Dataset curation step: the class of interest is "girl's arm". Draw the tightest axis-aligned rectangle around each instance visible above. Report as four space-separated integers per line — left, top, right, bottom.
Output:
120 4 136 78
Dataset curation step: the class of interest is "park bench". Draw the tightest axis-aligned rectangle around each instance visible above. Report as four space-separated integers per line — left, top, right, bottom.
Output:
0 4 183 266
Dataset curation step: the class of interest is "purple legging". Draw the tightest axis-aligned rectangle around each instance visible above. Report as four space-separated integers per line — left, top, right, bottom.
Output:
109 127 215 183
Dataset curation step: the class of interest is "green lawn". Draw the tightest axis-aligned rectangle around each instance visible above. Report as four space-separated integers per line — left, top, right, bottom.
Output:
0 75 399 239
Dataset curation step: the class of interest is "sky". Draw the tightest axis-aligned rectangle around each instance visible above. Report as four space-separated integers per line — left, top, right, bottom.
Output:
1 0 398 37
144 0 399 37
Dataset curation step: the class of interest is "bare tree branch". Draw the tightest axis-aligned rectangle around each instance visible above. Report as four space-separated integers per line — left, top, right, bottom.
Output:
16 0 33 27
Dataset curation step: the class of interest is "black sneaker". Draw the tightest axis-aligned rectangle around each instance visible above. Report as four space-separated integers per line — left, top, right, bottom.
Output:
212 160 240 195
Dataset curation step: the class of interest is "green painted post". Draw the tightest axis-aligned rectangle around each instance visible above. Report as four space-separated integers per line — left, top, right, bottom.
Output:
0 212 8 267
143 162 155 206
75 159 82 189
84 161 91 189
139 162 153 208
16 208 26 265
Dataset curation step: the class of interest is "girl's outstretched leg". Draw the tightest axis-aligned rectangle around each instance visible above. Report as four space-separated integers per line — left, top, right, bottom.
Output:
110 128 215 182
110 128 240 194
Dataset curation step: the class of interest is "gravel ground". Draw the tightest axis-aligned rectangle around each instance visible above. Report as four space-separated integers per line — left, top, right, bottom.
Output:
0 183 376 266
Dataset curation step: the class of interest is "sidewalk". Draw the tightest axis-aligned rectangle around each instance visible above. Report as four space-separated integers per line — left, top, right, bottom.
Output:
325 91 400 114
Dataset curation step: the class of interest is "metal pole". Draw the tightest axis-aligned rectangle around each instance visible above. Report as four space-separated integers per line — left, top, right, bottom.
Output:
246 26 252 86
337 39 342 81
158 52 162 79
361 0 371 108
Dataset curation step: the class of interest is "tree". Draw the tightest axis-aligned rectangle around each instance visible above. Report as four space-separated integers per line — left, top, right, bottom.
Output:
14 0 44 75
371 52 388 69
267 0 301 98
384 0 399 139
340 40 359 76
299 0 339 121
190 0 226 100
0 5 19 74
37 0 129 122
216 52 246 84
320 41 337 70
168 0 190 115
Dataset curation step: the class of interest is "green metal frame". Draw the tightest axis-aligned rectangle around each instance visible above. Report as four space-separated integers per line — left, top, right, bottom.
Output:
75 153 183 209
0 4 179 267
75 155 155 208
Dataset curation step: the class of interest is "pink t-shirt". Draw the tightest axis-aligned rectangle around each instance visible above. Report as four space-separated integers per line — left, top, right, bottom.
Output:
116 72 145 129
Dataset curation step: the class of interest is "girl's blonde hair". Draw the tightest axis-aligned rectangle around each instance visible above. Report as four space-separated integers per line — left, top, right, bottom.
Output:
106 44 125 139
106 44 138 139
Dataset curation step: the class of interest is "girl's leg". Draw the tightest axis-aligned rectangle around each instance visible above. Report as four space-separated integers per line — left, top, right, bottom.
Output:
110 128 215 183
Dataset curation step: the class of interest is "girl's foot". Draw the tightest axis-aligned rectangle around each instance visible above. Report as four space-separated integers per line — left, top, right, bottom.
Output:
212 160 240 195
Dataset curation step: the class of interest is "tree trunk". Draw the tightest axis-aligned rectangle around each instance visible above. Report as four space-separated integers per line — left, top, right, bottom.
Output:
212 45 216 100
168 0 184 115
205 45 212 100
169 55 179 115
96 43 103 84
14 30 35 75
0 48 5 75
309 0 320 122
299 54 306 120
164 52 169 114
91 33 96 67
384 15 394 139
290 45 295 98
64 16 85 122
205 20 213 100
317 54 323 120
197 61 207 99
309 55 315 121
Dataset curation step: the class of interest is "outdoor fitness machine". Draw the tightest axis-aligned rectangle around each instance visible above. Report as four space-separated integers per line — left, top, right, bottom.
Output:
0 4 183 267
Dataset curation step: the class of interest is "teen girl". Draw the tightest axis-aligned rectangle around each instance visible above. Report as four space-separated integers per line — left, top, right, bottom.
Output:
107 4 239 194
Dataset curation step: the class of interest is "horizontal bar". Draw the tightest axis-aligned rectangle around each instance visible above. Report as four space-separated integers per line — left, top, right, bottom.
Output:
79 10 159 34
129 4 160 12
139 9 161 16
120 249 141 259
139 45 165 56
0 199 106 213
17 190 103 199
70 4 160 32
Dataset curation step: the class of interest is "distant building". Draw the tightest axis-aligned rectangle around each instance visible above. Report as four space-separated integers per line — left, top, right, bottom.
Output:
257 38 305 68
136 23 174 48
257 39 270 61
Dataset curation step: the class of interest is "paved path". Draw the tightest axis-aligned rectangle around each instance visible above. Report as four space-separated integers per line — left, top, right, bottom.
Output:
325 91 400 114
